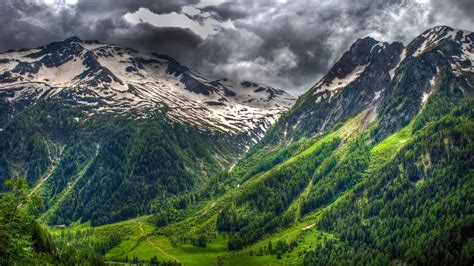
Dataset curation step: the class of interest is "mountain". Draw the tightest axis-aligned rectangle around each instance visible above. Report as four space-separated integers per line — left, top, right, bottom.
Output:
1 26 473 266
0 36 295 140
262 25 473 145
0 37 295 225
208 25 472 265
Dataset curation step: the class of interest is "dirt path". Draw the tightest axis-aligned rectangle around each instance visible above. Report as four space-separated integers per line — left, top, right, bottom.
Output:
138 221 181 264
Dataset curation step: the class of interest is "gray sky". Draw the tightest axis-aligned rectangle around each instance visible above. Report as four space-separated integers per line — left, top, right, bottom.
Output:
1 0 473 95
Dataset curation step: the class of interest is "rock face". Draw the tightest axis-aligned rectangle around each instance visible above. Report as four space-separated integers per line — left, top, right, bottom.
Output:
267 26 473 144
0 37 295 142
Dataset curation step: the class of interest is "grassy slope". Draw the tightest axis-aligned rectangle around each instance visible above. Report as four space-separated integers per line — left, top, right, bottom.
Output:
221 118 415 265
49 109 417 265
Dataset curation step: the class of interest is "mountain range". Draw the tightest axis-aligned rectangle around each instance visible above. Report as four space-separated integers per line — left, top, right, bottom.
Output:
0 36 294 141
0 26 472 265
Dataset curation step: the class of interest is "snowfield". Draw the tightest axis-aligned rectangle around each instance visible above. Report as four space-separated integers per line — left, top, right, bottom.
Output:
0 38 296 139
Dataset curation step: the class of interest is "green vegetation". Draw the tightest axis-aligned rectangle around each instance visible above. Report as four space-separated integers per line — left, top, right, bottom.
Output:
306 102 474 265
0 101 241 226
0 177 103 265
2 95 471 265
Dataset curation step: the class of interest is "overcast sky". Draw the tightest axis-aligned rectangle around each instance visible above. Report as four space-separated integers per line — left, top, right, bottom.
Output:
1 0 473 95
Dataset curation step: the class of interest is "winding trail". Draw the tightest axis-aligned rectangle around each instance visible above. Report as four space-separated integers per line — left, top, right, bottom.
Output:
138 221 181 264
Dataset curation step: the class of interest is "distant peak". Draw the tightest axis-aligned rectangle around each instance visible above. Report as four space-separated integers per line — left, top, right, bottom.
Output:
407 25 468 57
64 36 82 43
358 36 378 43
241 81 259 88
151 53 181 65
353 36 379 47
349 36 381 55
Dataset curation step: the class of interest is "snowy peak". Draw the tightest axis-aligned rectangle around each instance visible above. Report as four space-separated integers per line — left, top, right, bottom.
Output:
409 26 456 56
310 26 473 107
269 26 473 144
407 26 473 74
0 38 296 140
310 36 400 104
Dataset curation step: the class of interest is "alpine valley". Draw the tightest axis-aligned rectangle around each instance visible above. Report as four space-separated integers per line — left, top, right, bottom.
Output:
1 25 473 265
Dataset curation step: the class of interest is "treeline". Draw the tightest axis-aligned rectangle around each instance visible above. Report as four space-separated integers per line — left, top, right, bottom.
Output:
249 239 297 259
53 227 124 255
114 255 181 266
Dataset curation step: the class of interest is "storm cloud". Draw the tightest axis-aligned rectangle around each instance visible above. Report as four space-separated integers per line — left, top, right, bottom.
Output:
1 0 472 95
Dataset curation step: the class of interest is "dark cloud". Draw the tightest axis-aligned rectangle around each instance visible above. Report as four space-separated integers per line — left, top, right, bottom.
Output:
428 0 474 27
201 2 249 21
76 0 199 15
0 0 472 95
109 23 202 60
0 0 202 61
0 1 60 51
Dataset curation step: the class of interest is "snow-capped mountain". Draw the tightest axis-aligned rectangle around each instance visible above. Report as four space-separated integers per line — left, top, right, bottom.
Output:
0 37 295 139
266 26 473 143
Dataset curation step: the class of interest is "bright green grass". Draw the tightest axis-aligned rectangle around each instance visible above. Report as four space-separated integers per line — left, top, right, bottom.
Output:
370 121 414 165
110 234 229 265
111 235 172 262
106 219 154 259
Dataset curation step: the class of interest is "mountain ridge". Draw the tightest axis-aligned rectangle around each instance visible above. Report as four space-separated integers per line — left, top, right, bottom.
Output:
259 25 473 146
0 36 295 142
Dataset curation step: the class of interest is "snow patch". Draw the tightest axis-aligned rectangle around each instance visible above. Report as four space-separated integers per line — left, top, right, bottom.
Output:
0 41 296 138
373 90 382 101
317 64 366 94
413 27 458 57
312 64 367 103
421 69 438 107
421 91 432 106
389 48 407 79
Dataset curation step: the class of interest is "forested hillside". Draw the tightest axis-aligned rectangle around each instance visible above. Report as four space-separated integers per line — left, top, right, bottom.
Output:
0 26 472 265
0 99 241 226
